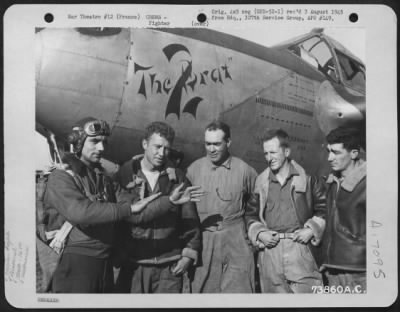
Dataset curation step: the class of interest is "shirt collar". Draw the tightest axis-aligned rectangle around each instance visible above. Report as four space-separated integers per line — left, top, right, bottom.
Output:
326 159 366 192
210 155 232 170
269 161 299 183
136 157 176 180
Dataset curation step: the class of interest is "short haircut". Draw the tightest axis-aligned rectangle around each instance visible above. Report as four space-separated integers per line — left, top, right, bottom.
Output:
326 126 364 151
144 121 175 143
261 128 290 148
205 120 231 141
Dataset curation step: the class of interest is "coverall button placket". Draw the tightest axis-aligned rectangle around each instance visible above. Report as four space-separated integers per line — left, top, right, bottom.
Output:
187 156 256 293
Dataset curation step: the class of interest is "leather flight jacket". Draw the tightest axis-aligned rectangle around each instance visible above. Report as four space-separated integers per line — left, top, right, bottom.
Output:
321 161 366 272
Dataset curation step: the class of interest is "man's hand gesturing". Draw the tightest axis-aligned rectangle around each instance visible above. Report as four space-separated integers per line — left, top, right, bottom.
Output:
131 192 162 214
169 183 205 205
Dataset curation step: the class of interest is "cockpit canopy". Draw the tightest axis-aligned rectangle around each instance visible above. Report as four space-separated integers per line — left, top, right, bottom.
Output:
284 29 365 94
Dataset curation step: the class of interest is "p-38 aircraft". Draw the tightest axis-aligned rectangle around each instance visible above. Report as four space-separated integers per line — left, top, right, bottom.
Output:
35 27 365 175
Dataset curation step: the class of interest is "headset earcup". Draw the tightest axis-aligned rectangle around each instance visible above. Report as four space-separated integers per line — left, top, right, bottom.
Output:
67 131 81 145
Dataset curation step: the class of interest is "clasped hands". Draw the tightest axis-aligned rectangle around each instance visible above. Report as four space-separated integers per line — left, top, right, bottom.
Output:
256 227 314 249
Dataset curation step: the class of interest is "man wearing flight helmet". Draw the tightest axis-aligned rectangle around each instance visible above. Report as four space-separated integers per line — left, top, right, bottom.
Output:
42 117 187 293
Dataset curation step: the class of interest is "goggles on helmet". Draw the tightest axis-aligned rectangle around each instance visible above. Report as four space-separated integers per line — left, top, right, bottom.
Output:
73 120 111 136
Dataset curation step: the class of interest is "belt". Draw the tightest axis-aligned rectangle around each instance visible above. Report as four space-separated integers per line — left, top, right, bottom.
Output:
201 216 243 232
276 232 295 239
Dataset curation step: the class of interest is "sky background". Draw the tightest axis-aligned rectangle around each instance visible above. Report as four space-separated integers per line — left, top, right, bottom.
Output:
35 26 365 170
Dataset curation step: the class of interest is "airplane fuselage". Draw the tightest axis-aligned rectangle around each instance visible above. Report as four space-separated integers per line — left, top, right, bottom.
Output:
36 28 365 175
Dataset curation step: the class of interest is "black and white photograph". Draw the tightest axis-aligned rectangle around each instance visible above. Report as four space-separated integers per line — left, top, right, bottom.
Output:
3 4 397 308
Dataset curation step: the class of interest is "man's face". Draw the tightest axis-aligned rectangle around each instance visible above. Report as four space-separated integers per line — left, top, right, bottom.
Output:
80 135 107 165
327 143 355 173
263 137 290 173
204 129 230 165
143 133 171 170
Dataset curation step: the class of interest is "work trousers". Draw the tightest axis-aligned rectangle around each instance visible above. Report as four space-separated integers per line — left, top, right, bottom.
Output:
258 239 322 293
191 221 255 293
52 253 113 293
116 262 182 293
325 269 366 293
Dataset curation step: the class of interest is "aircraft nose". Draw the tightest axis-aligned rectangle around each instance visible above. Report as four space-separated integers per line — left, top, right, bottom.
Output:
351 97 366 117
315 81 365 135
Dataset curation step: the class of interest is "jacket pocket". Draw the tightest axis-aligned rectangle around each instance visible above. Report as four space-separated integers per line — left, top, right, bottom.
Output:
335 219 365 243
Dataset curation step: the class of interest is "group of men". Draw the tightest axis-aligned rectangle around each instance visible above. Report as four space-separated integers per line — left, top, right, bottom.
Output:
38 116 366 294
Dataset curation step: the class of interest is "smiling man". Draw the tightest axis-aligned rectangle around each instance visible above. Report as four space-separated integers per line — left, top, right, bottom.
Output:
246 128 326 293
114 121 202 293
321 126 366 292
186 120 257 293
